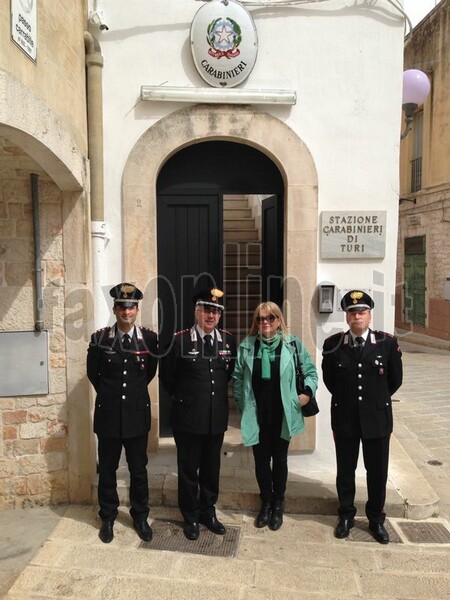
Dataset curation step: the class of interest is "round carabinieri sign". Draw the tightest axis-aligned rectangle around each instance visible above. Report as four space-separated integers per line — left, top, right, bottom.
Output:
190 0 258 88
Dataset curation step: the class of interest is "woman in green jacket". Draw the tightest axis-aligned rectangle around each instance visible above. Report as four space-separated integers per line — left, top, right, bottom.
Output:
232 302 318 530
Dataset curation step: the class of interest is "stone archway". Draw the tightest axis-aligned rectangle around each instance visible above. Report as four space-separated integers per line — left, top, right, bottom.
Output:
122 104 318 450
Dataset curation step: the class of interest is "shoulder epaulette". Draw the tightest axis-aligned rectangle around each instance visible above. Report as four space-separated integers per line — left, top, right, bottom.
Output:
174 328 190 337
95 326 109 334
140 326 156 333
374 330 394 338
325 332 343 342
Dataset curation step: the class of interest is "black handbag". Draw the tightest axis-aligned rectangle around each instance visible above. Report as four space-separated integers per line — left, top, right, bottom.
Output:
293 344 319 417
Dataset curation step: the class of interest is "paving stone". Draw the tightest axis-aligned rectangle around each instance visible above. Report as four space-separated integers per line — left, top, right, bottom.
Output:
255 560 359 595
358 572 450 600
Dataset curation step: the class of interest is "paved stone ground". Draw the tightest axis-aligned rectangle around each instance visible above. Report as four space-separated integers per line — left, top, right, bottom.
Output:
393 341 450 519
1 342 450 599
3 505 450 600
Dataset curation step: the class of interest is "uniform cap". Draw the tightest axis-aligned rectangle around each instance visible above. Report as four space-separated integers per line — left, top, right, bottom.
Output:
340 290 374 312
193 288 225 310
110 283 143 307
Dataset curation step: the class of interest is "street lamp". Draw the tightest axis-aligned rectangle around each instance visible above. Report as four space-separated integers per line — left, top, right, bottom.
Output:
401 69 431 140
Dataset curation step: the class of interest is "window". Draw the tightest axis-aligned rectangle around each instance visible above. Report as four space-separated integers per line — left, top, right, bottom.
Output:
410 111 423 193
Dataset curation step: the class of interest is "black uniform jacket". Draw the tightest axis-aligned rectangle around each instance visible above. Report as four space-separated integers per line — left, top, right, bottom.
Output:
322 329 403 439
87 324 158 438
160 326 236 436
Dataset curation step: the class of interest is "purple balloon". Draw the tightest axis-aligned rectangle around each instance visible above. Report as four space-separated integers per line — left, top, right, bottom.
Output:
402 69 431 105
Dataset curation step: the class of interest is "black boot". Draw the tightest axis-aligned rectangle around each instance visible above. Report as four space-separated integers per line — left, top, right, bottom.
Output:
255 502 272 528
269 500 284 531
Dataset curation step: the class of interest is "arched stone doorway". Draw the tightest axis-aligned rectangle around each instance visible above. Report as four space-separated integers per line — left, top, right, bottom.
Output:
122 104 318 451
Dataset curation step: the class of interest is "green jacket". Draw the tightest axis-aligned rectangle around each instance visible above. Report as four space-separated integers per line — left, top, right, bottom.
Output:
232 334 318 446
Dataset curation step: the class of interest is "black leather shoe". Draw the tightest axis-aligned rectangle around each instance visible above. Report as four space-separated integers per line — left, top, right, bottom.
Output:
200 515 226 535
133 519 153 542
183 521 200 540
369 522 389 544
99 520 114 543
268 501 284 531
334 518 354 539
255 502 272 528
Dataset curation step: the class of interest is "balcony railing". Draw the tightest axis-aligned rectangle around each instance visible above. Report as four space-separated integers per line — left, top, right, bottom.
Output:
410 156 422 193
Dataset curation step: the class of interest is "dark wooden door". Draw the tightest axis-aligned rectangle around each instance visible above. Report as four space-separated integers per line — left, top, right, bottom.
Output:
157 194 223 435
404 236 426 327
261 195 284 307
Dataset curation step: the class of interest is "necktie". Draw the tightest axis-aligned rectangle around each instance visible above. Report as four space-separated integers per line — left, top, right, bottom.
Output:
354 336 364 355
123 333 131 350
204 334 213 356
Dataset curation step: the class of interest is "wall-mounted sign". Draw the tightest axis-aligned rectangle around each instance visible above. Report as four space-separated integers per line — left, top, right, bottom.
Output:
11 0 37 61
190 0 258 88
320 211 387 259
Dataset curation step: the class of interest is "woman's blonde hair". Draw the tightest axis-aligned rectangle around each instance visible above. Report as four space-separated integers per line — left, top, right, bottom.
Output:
248 301 288 336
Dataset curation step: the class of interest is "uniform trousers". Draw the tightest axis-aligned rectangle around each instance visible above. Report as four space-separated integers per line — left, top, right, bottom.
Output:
173 430 224 524
252 423 290 503
97 434 149 523
334 434 390 524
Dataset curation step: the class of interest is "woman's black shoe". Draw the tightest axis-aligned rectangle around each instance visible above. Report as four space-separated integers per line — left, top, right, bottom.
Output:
255 502 272 528
268 501 284 531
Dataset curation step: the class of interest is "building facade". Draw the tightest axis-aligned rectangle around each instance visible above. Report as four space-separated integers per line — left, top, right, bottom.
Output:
397 0 450 343
1 0 409 509
96 0 405 454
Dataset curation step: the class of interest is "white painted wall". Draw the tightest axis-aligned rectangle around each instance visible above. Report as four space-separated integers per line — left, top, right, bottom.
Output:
91 0 405 447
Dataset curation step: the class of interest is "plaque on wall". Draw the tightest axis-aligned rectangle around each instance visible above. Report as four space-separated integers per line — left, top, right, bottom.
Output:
190 0 258 88
320 211 386 259
11 0 37 62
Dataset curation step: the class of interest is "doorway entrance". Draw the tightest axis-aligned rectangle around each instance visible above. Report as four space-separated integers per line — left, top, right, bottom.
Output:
157 141 284 436
404 235 426 327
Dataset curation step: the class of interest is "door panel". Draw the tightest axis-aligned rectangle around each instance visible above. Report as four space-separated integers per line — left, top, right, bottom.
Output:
404 253 426 326
404 236 426 327
261 195 284 307
157 194 223 435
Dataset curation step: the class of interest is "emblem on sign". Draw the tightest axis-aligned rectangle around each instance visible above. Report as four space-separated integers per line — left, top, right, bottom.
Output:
207 17 242 59
191 0 258 88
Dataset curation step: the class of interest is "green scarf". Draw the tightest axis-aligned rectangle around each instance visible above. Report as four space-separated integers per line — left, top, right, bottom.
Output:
257 332 282 380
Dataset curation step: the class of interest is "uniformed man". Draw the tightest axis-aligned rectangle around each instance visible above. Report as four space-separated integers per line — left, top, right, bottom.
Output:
160 288 236 540
87 283 158 544
322 290 403 544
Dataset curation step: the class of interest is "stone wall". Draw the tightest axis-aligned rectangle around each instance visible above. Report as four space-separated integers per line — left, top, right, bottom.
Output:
0 0 88 155
0 139 69 509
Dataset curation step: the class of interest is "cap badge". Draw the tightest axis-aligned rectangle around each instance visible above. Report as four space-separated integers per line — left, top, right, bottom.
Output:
211 288 224 301
350 291 363 304
121 284 136 298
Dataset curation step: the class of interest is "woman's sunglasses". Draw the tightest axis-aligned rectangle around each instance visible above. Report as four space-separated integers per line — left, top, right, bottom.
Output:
256 314 277 324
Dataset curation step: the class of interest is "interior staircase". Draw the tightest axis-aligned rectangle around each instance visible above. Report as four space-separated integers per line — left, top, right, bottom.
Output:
222 195 262 442
222 195 262 344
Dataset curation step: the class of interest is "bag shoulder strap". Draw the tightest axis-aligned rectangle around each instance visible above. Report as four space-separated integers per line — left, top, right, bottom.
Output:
290 340 302 371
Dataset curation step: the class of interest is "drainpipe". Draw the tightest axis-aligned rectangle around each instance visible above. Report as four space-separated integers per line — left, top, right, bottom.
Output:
31 173 44 332
84 32 108 327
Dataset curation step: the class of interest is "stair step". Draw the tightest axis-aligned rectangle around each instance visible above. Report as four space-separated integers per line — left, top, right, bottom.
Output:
224 209 252 219
224 244 261 259
224 253 261 267
225 295 260 311
224 280 261 295
224 266 260 278
223 218 257 230
224 229 258 241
